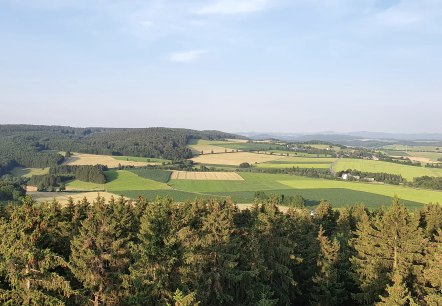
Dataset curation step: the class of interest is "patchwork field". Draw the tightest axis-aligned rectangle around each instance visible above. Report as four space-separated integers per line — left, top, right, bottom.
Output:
34 168 441 209
10 167 49 178
63 153 160 168
333 158 442 180
191 152 286 166
171 171 244 180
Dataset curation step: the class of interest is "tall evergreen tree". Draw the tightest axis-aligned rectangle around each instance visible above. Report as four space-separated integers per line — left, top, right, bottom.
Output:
351 196 425 305
0 197 75 304
179 200 242 305
378 273 416 306
423 229 442 305
126 199 182 305
311 226 346 306
69 197 135 305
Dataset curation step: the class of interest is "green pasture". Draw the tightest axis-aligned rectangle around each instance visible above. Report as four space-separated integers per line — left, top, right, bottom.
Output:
127 169 172 183
66 169 440 208
382 145 441 152
256 163 330 169
10 167 49 178
279 178 442 205
66 180 105 191
333 158 442 180
105 170 171 191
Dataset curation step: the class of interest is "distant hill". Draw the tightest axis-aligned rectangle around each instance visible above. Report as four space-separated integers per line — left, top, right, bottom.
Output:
0 124 246 176
239 131 442 147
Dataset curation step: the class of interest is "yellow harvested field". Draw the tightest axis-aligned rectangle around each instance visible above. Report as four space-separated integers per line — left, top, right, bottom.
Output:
63 153 158 168
171 171 244 180
406 156 436 164
28 191 126 205
225 138 248 143
189 144 231 154
191 152 286 166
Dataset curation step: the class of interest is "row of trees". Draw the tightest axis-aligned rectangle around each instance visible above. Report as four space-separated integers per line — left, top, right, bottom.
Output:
408 176 442 190
0 195 440 305
49 165 108 184
337 169 404 185
29 165 108 191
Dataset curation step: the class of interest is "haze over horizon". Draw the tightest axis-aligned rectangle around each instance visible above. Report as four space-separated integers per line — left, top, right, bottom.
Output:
1 0 441 133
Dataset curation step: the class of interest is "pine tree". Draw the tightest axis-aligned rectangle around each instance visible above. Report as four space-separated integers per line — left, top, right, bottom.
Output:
351 196 425 305
423 229 442 305
0 197 75 304
378 273 416 306
179 199 242 305
311 226 346 306
69 197 135 305
126 198 182 305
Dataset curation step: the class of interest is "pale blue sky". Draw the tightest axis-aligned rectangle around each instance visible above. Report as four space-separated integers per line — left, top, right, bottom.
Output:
1 0 441 133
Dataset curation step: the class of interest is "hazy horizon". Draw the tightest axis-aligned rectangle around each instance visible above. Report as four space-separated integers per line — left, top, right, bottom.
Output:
1 0 441 133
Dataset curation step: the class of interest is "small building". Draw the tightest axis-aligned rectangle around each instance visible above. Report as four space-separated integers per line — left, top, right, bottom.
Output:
341 173 360 181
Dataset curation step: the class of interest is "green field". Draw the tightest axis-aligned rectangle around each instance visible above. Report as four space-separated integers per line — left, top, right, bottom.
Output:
63 169 441 209
257 163 331 169
382 145 442 152
66 180 105 191
334 158 442 180
127 169 172 183
255 157 335 169
10 167 49 178
169 172 441 206
105 170 171 191
113 156 170 163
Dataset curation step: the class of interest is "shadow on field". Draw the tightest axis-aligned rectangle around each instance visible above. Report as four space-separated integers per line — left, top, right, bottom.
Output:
104 170 119 183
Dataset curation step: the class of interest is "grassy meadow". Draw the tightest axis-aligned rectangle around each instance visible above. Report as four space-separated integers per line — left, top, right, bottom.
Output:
10 167 49 178
333 158 442 180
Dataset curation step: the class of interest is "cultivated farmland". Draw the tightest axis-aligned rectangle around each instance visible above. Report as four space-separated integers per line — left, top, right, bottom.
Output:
171 171 244 180
333 158 442 180
63 153 160 168
191 152 286 166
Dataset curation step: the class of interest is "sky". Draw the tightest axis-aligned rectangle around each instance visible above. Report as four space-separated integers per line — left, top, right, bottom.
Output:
0 0 441 133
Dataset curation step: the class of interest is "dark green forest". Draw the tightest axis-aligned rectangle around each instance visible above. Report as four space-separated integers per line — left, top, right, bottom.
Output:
0 125 244 176
0 196 441 305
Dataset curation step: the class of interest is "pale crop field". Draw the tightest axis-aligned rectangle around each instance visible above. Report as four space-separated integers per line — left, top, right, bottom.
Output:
63 153 159 168
171 171 244 180
191 152 286 166
188 139 235 154
333 158 442 180
28 191 124 204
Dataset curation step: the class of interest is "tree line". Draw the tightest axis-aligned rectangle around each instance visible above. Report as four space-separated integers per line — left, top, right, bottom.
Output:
0 195 441 305
29 165 108 191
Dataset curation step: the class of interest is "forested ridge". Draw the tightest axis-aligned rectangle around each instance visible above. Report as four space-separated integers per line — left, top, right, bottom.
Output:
0 196 441 305
0 125 244 176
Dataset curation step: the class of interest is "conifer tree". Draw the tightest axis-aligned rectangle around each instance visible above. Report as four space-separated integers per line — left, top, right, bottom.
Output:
378 273 416 306
179 199 242 305
423 229 442 305
126 198 182 305
0 197 75 304
70 197 135 305
351 196 424 305
311 226 345 305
